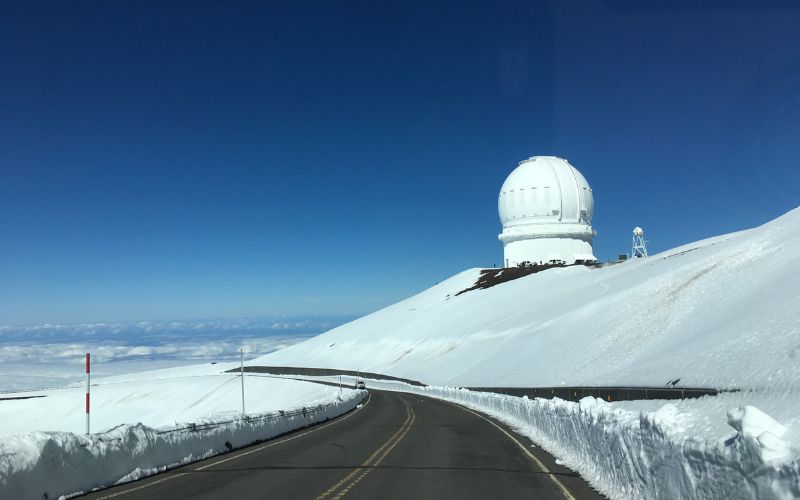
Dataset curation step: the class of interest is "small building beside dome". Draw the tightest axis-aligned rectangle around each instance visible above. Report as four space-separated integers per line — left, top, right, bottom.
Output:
498 156 597 267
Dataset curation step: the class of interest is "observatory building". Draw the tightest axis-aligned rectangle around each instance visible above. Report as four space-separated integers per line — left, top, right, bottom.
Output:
498 156 597 267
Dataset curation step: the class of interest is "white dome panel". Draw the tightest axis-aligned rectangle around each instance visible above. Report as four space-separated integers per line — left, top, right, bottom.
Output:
497 156 596 266
498 156 593 226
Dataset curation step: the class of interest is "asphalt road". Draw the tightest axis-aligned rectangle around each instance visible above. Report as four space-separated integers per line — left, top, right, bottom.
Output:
81 390 602 499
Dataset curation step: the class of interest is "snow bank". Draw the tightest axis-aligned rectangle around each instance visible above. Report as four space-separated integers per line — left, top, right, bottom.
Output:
728 405 791 465
360 379 800 500
0 390 365 500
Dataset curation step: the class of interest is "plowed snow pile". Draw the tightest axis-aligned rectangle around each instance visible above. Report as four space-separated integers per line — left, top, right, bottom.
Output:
256 206 800 499
0 364 364 498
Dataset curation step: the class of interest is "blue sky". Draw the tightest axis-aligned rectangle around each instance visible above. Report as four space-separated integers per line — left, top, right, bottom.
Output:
1 1 798 325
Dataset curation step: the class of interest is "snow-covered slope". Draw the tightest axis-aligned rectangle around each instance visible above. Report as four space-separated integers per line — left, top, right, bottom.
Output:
0 363 353 437
257 207 800 391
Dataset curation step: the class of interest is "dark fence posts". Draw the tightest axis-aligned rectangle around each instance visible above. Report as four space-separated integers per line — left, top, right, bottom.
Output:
465 386 724 402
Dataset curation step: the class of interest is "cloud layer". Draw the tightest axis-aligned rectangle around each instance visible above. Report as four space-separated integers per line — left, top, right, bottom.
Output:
0 316 355 365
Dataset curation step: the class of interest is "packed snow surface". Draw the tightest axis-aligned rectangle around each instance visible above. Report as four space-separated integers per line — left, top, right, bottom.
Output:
257 207 800 391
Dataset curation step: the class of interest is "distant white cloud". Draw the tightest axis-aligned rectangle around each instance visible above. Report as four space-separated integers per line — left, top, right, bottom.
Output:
0 315 356 367
0 315 354 339
0 336 311 364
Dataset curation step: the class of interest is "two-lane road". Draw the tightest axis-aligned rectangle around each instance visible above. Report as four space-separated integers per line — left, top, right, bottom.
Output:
82 390 602 499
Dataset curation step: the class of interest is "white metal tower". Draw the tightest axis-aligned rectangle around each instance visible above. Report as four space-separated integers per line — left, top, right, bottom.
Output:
632 227 648 258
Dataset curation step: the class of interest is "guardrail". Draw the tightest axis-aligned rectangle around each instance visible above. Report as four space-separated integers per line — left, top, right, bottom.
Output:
242 366 730 402
155 403 331 436
77 396 366 450
235 366 426 386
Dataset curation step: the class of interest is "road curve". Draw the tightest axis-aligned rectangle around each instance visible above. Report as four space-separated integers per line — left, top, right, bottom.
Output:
80 390 602 499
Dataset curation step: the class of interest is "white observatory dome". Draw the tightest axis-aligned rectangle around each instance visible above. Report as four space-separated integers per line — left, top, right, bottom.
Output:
498 156 597 266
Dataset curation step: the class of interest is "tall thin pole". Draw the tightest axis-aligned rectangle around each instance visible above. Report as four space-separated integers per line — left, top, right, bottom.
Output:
85 353 91 435
240 347 246 416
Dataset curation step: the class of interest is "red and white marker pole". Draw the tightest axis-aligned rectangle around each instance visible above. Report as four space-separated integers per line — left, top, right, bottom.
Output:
240 347 246 417
85 353 91 435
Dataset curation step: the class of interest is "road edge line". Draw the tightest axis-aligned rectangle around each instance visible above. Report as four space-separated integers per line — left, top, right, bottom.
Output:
442 399 576 500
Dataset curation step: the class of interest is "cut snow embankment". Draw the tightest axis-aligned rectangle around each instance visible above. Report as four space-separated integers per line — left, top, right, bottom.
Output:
339 376 799 500
0 364 365 499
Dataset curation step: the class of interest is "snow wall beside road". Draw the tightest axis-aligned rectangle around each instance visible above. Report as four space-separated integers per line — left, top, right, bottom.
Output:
0 391 366 500
367 380 799 500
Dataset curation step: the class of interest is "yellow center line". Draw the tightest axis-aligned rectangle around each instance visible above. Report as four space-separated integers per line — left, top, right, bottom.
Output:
332 405 416 499
315 400 411 499
316 397 415 500
94 395 371 499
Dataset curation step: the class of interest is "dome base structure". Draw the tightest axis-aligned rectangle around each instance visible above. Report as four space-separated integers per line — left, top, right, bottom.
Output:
497 156 597 267
500 234 596 267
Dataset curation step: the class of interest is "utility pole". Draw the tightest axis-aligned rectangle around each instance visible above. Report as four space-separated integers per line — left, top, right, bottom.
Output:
240 347 246 416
